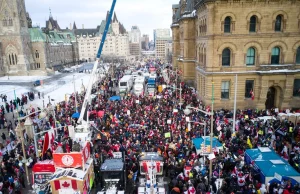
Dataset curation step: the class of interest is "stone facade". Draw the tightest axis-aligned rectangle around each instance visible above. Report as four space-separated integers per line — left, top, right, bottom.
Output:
171 0 300 110
0 0 79 76
75 12 130 61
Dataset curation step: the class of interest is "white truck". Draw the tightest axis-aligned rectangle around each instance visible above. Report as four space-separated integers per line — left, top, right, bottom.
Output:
119 75 133 94
133 76 145 96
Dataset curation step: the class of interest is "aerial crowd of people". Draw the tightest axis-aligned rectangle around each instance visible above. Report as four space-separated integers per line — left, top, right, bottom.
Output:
0 61 299 194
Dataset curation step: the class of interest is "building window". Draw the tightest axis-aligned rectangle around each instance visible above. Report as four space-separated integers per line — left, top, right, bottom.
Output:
8 18 13 26
271 47 280 64
222 48 231 66
2 19 7 26
9 54 11 65
35 51 39 58
275 15 282 32
245 80 254 98
293 79 300 97
15 54 17 64
221 81 230 99
249 15 257 32
296 47 300 64
224 16 231 33
246 47 255 66
37 63 40 68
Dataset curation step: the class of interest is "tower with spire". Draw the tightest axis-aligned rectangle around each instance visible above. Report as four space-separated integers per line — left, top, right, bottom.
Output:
46 8 61 31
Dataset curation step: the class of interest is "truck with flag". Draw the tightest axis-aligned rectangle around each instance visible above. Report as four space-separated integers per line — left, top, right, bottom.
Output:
138 152 166 194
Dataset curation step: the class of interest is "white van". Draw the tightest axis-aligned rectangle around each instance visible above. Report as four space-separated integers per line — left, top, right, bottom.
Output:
135 76 145 85
133 84 144 96
119 75 133 93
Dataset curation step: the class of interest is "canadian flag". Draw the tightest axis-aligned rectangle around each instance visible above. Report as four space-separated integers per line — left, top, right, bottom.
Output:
54 180 77 190
250 89 254 100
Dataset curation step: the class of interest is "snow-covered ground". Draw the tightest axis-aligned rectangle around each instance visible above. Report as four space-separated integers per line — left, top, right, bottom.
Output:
0 76 50 82
0 72 98 108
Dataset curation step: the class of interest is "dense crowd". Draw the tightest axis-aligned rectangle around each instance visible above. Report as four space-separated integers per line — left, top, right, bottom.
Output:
0 64 299 194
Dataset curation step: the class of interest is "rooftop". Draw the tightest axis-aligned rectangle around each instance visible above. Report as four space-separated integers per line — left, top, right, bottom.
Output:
100 158 124 171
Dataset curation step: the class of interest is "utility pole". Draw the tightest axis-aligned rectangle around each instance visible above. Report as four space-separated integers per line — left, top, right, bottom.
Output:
73 75 78 112
209 81 214 181
233 74 237 133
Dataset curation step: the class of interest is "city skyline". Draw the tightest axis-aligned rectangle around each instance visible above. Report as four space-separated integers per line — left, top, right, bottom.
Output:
25 0 178 40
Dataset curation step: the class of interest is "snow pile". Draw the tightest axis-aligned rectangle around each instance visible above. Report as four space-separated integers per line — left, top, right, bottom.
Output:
0 76 49 83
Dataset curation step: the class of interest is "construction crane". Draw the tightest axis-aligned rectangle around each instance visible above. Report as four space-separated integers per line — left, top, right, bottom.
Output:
75 0 117 139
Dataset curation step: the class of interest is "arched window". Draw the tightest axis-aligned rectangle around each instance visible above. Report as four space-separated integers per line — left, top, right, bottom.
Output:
8 18 13 26
275 15 282 32
12 54 15 65
296 47 300 64
249 16 257 32
224 17 231 33
2 19 7 26
246 47 255 66
9 54 11 65
271 47 280 64
222 48 231 66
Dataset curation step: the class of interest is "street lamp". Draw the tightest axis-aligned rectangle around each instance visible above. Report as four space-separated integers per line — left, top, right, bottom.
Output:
15 123 30 185
184 104 214 180
24 117 39 158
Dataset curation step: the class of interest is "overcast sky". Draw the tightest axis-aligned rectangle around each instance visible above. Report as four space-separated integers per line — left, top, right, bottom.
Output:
25 0 179 40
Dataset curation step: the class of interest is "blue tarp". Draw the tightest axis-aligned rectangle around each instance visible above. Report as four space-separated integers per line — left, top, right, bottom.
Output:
71 112 80 118
244 148 284 165
109 96 121 101
192 137 222 150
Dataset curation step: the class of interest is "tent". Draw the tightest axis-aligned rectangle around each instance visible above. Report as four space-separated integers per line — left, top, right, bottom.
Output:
192 136 223 155
253 160 300 184
244 147 283 165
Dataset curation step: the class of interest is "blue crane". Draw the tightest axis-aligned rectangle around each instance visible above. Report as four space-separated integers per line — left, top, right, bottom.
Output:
77 0 117 126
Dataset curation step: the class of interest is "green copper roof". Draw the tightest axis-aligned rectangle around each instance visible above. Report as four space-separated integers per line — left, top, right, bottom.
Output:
98 20 113 35
29 28 47 42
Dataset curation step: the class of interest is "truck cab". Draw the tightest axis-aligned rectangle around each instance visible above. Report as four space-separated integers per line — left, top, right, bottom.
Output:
138 152 165 194
98 158 125 194
147 78 156 97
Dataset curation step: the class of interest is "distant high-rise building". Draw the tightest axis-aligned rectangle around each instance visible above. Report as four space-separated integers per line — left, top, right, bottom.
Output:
141 34 150 50
129 26 141 57
154 29 171 60
153 29 170 47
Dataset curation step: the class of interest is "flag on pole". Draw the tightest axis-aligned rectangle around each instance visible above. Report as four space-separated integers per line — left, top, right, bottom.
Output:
250 89 254 100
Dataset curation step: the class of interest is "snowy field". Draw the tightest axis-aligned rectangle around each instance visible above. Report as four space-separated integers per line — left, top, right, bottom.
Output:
0 75 50 82
0 72 98 108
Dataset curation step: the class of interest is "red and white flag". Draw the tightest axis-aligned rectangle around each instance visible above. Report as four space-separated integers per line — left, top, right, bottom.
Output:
250 89 254 100
54 179 77 190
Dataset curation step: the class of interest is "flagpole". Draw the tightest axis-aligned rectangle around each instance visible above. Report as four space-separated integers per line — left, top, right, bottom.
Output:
232 74 237 133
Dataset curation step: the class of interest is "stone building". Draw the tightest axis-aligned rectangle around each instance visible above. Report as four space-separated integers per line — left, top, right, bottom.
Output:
171 0 300 110
75 12 130 62
0 0 79 76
